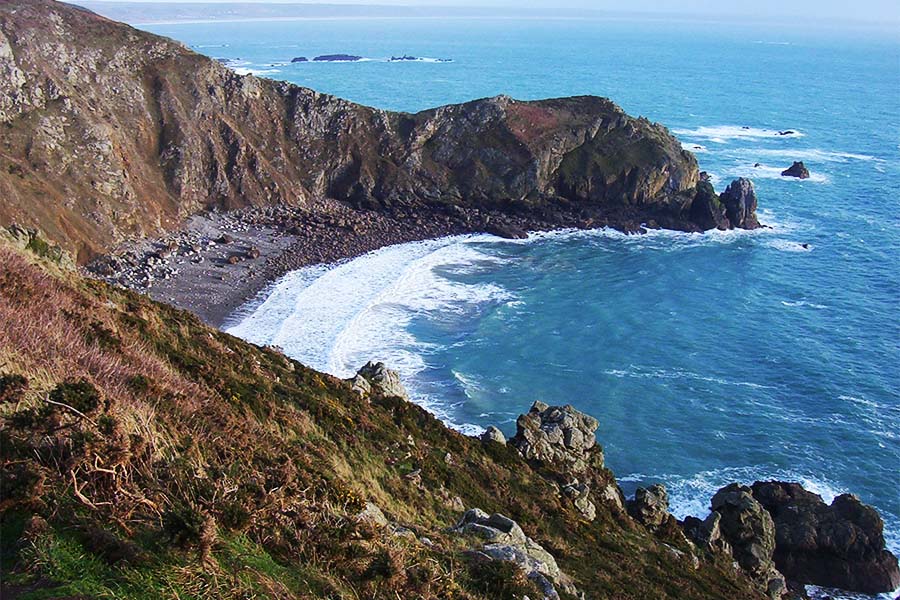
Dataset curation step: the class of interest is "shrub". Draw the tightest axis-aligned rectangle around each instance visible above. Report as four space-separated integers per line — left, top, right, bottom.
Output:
49 379 101 414
0 373 27 404
162 503 205 548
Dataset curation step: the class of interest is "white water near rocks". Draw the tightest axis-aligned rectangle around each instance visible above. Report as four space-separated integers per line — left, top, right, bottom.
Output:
164 17 900 596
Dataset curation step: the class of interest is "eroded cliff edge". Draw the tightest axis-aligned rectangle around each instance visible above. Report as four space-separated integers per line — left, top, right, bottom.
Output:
1 0 754 265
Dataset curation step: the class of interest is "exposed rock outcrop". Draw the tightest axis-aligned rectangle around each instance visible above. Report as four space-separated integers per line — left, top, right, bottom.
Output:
509 401 620 521
689 181 729 230
510 401 601 474
0 0 758 263
720 178 760 229
451 509 578 598
683 511 732 555
627 484 677 533
710 484 786 598
349 362 408 400
480 425 507 445
781 161 810 179
751 481 900 594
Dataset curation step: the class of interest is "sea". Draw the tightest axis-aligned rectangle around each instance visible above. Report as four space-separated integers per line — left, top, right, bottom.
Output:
143 16 900 596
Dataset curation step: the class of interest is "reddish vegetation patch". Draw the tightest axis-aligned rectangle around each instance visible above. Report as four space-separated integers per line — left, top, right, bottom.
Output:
505 102 562 145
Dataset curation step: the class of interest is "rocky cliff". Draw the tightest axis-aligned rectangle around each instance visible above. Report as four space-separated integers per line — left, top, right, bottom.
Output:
0 0 743 264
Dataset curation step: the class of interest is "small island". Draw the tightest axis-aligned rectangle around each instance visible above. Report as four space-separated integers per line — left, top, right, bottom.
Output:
313 54 364 62
781 161 811 179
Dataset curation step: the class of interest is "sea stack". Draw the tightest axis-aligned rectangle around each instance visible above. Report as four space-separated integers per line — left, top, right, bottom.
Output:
781 161 811 179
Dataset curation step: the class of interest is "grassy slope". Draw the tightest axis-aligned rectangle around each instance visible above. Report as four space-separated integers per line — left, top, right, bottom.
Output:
0 239 762 599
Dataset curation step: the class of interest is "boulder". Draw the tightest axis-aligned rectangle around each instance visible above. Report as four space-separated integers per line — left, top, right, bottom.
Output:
711 484 786 598
689 181 729 230
627 484 674 532
563 481 596 521
720 178 760 229
682 511 731 555
485 221 529 239
712 483 787 598
356 502 389 527
781 161 810 179
751 481 900 594
480 426 506 445
451 508 574 596
353 362 408 400
509 401 601 475
596 481 626 512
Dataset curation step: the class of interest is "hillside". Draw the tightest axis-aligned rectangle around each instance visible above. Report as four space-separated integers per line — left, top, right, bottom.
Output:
0 236 768 599
0 0 733 264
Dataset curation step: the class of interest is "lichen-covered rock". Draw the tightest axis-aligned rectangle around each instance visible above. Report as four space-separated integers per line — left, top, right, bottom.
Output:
353 362 408 400
355 502 389 527
596 481 626 511
751 481 900 594
563 481 596 521
682 511 732 555
451 508 576 598
627 484 674 532
720 178 760 229
480 425 506 445
711 484 786 598
509 401 601 474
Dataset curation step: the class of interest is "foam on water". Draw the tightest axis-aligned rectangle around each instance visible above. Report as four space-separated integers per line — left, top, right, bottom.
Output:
227 234 511 432
723 163 831 183
673 125 805 142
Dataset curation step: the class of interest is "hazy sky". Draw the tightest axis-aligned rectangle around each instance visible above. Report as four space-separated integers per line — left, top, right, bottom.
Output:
74 1 900 24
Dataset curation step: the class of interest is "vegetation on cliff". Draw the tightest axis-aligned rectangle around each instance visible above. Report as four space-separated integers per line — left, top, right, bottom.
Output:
0 235 766 599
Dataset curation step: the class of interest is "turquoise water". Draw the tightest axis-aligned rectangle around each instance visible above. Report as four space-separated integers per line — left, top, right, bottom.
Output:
146 18 900 585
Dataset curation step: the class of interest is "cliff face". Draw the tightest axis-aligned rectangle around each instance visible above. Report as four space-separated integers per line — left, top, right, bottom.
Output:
0 0 706 263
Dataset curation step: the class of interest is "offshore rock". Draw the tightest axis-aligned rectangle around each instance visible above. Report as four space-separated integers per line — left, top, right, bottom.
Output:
510 401 601 475
781 161 811 179
751 481 900 594
720 178 760 229
711 484 786 598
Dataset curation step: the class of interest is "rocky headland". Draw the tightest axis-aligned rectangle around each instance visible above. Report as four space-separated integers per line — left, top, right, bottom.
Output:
0 0 770 325
1 2 896 599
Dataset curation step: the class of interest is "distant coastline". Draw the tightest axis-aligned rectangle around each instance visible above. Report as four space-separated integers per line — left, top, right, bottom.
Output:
69 2 900 31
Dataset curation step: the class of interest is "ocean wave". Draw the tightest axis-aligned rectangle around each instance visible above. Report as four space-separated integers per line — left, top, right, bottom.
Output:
673 125 805 142
750 148 880 163
723 163 830 183
766 240 813 253
603 365 775 389
806 585 899 600
781 299 827 309
233 67 282 76
226 234 511 432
